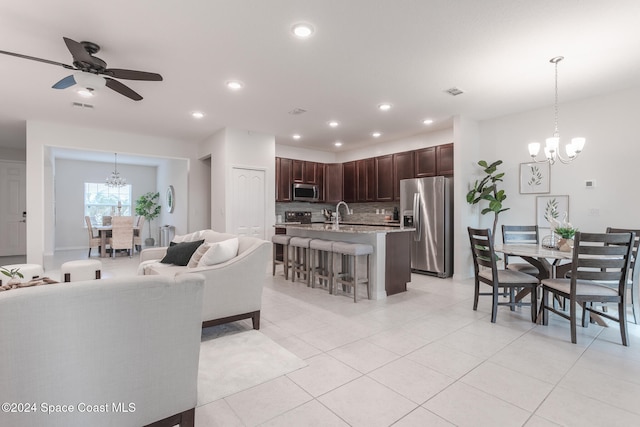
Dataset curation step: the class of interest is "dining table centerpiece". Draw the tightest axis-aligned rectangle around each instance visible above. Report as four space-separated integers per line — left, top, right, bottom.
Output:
554 226 577 252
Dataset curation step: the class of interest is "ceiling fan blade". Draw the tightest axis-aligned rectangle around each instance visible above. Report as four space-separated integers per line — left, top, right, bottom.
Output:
104 68 163 81
52 75 77 89
105 77 143 101
0 49 74 69
63 37 98 66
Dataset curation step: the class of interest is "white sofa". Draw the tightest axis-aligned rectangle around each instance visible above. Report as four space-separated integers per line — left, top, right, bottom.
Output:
139 230 270 330
0 274 204 427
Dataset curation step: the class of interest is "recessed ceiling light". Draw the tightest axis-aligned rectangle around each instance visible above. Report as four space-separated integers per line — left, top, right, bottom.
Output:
328 120 339 128
372 132 381 138
334 141 342 147
292 134 301 140
191 111 205 119
378 103 392 111
226 80 244 90
291 22 315 38
422 118 434 125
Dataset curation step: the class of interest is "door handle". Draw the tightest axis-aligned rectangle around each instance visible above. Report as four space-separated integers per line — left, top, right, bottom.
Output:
413 193 421 241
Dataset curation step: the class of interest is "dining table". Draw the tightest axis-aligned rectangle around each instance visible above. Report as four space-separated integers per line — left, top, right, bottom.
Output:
94 225 140 258
495 243 575 324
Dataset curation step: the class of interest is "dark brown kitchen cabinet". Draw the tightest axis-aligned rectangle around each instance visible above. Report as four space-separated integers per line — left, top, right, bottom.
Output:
324 163 343 203
316 162 324 200
375 155 394 201
436 143 454 176
342 161 357 202
414 146 437 177
292 159 304 183
303 161 317 184
276 157 293 202
356 158 375 202
393 151 414 200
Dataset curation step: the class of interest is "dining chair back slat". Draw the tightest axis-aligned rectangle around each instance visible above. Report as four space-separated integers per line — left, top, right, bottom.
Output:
501 225 540 277
606 227 640 323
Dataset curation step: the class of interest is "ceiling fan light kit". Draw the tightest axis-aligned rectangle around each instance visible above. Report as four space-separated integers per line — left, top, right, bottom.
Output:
0 36 163 101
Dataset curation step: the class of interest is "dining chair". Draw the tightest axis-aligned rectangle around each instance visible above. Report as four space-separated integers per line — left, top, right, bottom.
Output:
501 225 539 276
84 216 101 257
468 227 539 323
541 231 635 346
134 215 146 252
108 216 134 258
606 227 640 324
102 215 112 226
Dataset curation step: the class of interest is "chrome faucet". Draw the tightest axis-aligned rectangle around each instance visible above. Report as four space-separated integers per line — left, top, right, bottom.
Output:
335 201 350 226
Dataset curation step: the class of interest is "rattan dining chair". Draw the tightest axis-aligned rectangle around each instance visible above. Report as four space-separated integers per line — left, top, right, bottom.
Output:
108 216 134 258
468 227 539 323
134 216 146 252
84 216 101 257
541 231 635 346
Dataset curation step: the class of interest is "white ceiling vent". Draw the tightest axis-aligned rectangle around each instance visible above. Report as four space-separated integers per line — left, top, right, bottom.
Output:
445 87 464 96
288 108 307 115
72 102 95 109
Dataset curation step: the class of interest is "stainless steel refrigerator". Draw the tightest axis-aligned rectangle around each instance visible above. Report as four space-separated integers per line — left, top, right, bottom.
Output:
400 176 452 277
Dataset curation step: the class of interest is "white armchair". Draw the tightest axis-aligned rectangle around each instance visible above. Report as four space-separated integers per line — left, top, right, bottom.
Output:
0 274 204 427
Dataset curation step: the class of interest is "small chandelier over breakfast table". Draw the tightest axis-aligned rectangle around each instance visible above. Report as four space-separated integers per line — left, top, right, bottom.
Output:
528 56 585 165
105 153 127 187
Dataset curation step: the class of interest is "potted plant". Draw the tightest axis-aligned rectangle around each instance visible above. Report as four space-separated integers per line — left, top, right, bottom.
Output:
1 266 23 287
466 160 509 242
555 226 577 252
135 192 161 247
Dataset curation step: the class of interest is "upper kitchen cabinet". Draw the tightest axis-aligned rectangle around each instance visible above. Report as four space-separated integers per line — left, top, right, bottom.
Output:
436 143 454 176
393 151 414 200
292 159 319 184
414 146 437 177
342 161 357 203
324 163 343 203
276 157 293 202
375 155 394 201
356 158 375 202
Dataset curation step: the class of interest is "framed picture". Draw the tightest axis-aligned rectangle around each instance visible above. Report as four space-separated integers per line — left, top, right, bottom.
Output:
519 162 550 194
166 185 175 213
536 195 569 228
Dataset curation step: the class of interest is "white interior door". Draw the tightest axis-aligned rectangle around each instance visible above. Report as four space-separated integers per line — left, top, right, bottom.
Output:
0 161 27 256
230 167 265 238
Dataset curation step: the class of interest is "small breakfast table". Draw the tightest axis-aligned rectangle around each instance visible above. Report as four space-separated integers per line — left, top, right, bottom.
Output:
94 225 140 258
495 243 573 323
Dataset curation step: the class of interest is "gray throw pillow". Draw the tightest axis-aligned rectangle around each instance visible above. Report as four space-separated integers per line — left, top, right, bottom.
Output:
160 239 205 266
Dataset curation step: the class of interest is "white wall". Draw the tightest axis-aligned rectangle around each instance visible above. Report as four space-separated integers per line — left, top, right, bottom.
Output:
275 145 337 163
479 86 640 240
156 157 192 239
26 121 209 265
199 127 276 239
54 158 157 249
0 147 25 161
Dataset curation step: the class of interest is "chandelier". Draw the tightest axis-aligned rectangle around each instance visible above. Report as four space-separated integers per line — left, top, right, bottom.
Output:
528 56 585 165
105 153 127 187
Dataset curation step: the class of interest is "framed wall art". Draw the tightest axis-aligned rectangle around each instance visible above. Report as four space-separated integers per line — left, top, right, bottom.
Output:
536 195 569 228
519 162 550 194
166 185 175 213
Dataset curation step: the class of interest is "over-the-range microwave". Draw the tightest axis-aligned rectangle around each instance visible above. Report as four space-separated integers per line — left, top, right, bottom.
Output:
292 183 319 202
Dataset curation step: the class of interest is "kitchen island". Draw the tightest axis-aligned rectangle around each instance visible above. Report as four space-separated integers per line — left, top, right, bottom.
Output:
279 223 414 300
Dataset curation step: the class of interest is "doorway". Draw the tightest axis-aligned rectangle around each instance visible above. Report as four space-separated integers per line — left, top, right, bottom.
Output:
0 160 27 256
230 167 266 238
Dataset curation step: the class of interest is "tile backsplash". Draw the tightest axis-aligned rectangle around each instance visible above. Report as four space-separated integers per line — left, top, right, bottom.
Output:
276 201 400 223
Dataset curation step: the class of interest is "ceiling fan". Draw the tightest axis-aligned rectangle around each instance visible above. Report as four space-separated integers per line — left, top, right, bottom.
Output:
0 37 162 101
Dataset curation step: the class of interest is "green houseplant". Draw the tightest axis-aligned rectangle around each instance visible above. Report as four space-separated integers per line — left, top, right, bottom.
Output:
466 160 509 242
135 192 161 246
1 266 23 286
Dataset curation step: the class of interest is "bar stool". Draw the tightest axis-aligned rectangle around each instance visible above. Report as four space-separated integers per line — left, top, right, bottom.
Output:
289 237 312 285
332 242 374 302
271 235 291 279
309 239 334 292
60 259 102 282
0 263 44 285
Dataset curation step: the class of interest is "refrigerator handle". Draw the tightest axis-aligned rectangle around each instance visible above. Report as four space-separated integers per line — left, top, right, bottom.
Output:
413 192 421 241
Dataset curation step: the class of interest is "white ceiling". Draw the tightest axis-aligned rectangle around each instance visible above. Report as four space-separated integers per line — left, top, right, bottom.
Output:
1 0 639 153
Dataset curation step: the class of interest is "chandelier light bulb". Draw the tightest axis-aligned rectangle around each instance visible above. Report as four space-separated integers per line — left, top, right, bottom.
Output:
105 153 127 188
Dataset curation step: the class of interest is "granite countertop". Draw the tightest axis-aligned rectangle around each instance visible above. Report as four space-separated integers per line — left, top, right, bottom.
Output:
279 223 414 234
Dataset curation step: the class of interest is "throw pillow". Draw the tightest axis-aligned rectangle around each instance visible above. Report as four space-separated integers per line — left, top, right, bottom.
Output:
160 239 204 266
187 243 211 268
198 237 239 267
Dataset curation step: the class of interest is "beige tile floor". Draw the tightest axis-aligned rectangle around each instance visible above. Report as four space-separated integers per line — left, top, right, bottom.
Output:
36 250 640 426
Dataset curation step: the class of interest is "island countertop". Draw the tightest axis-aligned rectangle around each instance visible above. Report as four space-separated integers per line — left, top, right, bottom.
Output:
276 223 415 234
